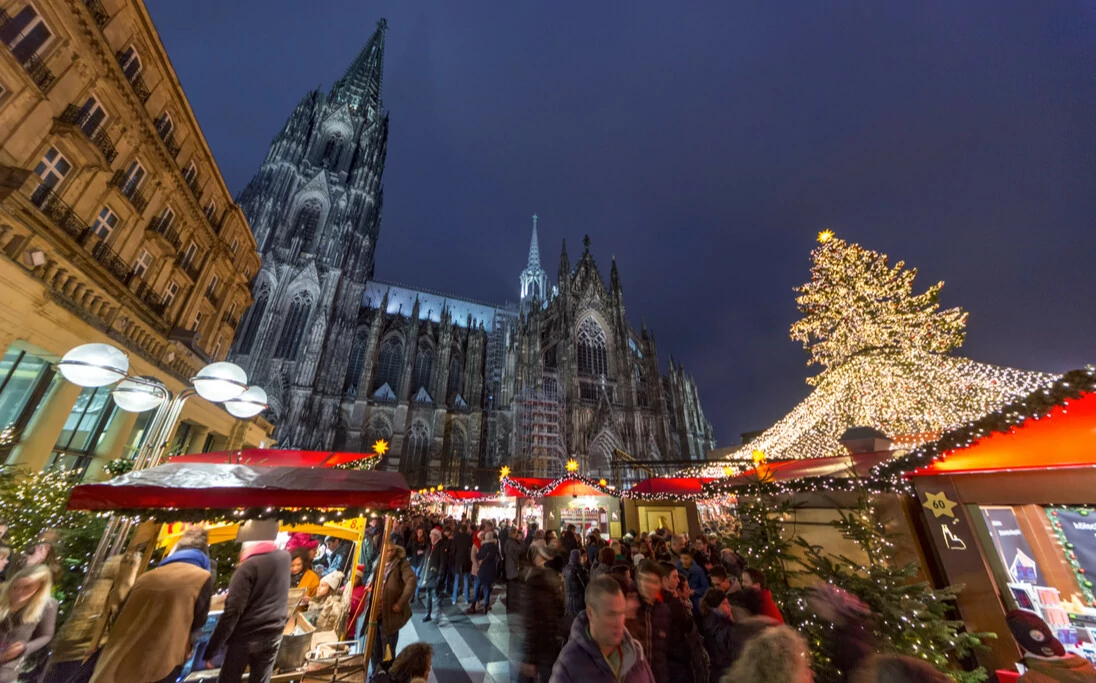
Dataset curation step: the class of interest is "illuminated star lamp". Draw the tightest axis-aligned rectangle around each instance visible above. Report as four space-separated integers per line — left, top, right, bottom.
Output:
372 439 389 457
817 229 835 243
566 459 579 473
499 465 511 480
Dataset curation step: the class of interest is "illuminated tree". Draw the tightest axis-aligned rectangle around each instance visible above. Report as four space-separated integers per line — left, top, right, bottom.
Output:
790 231 968 385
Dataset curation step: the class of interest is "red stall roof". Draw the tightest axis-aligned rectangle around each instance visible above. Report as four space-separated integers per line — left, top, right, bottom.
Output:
171 448 375 468
628 477 717 496
502 476 612 498
711 451 896 490
909 391 1096 477
67 463 410 511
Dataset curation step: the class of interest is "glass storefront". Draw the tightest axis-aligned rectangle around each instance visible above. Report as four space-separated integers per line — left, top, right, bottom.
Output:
48 385 116 474
0 347 53 443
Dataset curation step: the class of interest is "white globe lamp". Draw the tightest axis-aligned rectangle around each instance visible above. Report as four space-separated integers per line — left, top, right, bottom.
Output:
191 362 247 403
58 343 129 387
111 376 167 412
224 386 268 419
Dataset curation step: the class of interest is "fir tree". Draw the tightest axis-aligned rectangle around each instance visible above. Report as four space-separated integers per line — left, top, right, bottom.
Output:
790 231 968 385
795 481 992 682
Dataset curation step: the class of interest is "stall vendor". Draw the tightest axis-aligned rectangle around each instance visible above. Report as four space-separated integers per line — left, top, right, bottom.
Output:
289 548 320 598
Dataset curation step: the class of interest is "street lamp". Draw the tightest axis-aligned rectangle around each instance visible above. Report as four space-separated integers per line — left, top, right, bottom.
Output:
110 376 167 413
224 386 269 419
58 343 129 387
192 361 248 403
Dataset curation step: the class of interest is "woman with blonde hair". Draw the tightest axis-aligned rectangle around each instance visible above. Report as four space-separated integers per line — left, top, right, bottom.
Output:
0 564 57 683
722 625 813 683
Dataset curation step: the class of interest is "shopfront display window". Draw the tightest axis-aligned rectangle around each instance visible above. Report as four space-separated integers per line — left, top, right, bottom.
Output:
49 385 115 474
0 347 53 439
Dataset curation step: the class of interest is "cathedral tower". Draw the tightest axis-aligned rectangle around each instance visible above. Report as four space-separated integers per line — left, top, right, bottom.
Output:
519 214 548 311
230 20 390 448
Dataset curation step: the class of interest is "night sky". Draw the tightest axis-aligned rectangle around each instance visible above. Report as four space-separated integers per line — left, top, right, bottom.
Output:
147 1 1096 446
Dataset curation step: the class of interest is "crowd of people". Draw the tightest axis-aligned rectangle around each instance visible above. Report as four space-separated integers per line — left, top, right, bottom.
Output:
1 513 1094 683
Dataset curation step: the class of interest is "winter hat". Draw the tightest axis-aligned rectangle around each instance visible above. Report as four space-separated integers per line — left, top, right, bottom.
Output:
320 571 345 591
1006 610 1065 658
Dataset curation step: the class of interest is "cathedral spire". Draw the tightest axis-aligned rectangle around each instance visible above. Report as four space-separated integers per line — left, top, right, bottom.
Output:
329 18 388 114
526 214 542 270
519 214 548 311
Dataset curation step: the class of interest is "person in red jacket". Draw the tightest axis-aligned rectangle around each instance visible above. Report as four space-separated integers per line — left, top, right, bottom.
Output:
740 568 784 624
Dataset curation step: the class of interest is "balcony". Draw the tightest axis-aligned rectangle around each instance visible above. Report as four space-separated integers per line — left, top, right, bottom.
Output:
222 312 240 329
175 253 202 282
185 176 202 203
29 184 91 242
82 0 109 29
110 170 149 214
114 51 150 104
0 11 56 92
155 121 180 158
133 280 167 318
205 285 222 308
57 105 117 164
145 216 181 252
90 240 133 285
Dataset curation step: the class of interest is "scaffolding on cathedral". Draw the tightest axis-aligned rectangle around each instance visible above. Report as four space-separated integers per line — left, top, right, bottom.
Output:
482 314 512 484
513 371 569 479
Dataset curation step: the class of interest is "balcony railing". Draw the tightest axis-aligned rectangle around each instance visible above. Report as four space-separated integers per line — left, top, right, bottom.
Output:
29 184 90 241
185 176 201 203
175 253 202 281
155 122 180 158
0 11 56 91
145 216 181 251
58 105 117 164
133 280 167 317
114 51 150 103
110 170 149 214
222 312 240 329
90 240 133 284
82 0 109 29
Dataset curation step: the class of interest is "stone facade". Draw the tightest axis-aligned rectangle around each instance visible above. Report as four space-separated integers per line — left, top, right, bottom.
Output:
0 0 270 476
232 20 714 488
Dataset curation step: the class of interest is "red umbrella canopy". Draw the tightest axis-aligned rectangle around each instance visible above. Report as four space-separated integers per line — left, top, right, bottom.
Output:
67 462 410 512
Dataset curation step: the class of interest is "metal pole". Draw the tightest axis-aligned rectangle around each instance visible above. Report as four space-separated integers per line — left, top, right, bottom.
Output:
362 515 394 668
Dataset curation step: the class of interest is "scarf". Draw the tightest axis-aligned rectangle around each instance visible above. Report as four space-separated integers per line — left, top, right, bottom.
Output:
240 540 278 563
160 547 211 571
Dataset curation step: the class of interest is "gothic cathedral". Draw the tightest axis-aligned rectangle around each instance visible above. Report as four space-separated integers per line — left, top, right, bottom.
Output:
231 20 715 488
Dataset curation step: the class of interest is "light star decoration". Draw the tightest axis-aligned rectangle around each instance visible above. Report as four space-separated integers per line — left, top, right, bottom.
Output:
817 229 835 243
566 459 579 473
372 439 389 457
499 466 511 480
922 491 958 519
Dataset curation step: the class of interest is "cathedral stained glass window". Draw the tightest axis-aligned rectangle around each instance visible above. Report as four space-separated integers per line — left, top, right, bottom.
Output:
406 420 429 482
577 317 608 378
344 328 370 396
413 344 433 394
373 337 403 393
321 133 344 168
274 291 313 359
236 285 269 354
287 199 321 251
447 355 462 401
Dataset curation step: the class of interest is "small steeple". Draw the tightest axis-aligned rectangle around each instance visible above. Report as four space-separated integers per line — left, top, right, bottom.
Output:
610 256 621 293
526 214 542 270
519 214 548 311
329 18 388 114
558 238 570 284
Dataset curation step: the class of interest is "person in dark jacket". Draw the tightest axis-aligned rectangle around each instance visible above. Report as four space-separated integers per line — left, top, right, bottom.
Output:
677 551 709 617
408 528 428 600
204 541 290 683
699 589 734 683
740 568 784 623
521 545 566 682
467 531 500 614
436 526 453 599
658 562 702 683
449 523 474 604
419 528 445 622
370 544 416 676
809 584 875 681
560 525 578 554
563 549 588 618
548 577 655 683
626 560 670 683
504 528 525 617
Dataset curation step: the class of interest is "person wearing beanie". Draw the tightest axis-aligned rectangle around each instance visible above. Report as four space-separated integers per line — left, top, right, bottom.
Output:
1006 610 1096 682
699 588 735 683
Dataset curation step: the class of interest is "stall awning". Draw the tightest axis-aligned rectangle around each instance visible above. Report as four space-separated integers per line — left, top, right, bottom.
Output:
627 477 717 497
170 448 376 468
909 391 1096 477
502 475 616 498
703 451 897 494
67 463 410 511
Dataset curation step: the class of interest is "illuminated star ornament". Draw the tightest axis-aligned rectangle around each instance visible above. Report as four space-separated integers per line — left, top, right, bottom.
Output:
566 459 579 473
817 229 835 243
372 439 389 457
922 491 958 519
499 466 511 480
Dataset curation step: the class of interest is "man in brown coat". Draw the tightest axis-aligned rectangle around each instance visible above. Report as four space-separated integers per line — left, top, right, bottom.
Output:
91 529 213 683
370 540 415 675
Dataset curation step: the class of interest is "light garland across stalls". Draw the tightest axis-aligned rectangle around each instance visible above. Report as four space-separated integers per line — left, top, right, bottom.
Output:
501 472 618 498
92 506 372 526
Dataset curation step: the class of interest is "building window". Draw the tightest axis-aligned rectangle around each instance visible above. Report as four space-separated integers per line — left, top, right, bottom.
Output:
132 249 152 279
78 95 107 136
158 206 175 229
273 290 313 359
372 337 403 393
236 284 268 354
211 334 224 359
0 348 52 435
180 241 197 269
163 280 179 309
205 274 218 298
446 355 462 401
0 5 54 63
182 162 197 186
190 310 203 332
122 160 145 194
34 147 71 189
230 237 239 254
286 199 321 249
155 111 173 137
413 344 433 393
344 328 369 396
405 420 429 481
205 200 216 222
91 206 119 239
321 133 343 168
49 385 114 474
225 301 237 320
118 45 142 80
576 317 608 378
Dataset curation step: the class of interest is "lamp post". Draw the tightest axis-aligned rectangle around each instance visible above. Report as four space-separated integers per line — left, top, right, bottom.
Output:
58 343 268 574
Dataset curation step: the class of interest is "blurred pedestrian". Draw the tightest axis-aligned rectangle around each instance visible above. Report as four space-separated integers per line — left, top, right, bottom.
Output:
677 551 709 616
699 589 734 683
92 528 213 683
563 549 588 619
468 531 500 614
370 642 432 683
626 560 669 683
521 545 565 682
0 565 56 683
739 569 783 624
449 523 474 604
419 528 444 622
809 584 874 681
850 655 949 683
658 561 706 683
370 543 415 674
724 625 813 683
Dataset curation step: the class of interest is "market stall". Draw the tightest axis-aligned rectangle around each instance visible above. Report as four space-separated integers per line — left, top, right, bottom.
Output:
502 467 624 537
56 462 409 681
902 376 1096 672
622 477 716 537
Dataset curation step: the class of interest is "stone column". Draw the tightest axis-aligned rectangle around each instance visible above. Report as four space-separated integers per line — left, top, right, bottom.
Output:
185 424 209 454
7 379 83 472
85 408 139 481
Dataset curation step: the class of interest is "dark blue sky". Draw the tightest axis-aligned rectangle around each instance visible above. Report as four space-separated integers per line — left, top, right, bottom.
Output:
148 1 1096 445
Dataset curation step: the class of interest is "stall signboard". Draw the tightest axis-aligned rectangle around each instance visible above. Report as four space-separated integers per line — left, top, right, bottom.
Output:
980 507 1045 585
1050 508 1096 593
